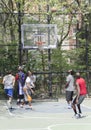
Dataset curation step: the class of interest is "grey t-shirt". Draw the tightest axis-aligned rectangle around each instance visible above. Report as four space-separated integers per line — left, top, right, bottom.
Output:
66 74 74 91
3 74 15 89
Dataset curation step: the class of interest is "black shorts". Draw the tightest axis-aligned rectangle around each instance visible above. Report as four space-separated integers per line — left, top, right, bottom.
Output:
19 94 24 99
66 91 74 102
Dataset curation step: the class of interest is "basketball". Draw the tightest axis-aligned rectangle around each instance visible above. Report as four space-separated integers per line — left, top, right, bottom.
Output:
27 95 32 102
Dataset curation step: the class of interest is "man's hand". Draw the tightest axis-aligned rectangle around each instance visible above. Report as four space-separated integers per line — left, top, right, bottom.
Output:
76 98 78 104
65 81 70 88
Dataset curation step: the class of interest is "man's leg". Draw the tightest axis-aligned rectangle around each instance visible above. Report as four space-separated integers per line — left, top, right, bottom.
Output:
77 95 86 117
71 96 80 118
17 85 20 105
77 104 82 114
72 103 78 115
20 94 24 107
66 91 73 109
7 96 12 109
7 88 13 109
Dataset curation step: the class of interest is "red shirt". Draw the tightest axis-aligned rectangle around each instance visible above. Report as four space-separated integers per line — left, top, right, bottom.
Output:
76 78 87 95
15 73 19 80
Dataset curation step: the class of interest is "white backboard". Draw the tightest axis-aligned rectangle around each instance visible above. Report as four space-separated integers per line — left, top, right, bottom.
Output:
21 24 57 49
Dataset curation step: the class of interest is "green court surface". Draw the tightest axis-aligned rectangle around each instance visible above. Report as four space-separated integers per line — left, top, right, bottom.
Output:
0 98 91 130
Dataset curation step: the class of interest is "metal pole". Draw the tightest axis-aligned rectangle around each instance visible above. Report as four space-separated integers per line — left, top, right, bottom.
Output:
85 24 88 71
18 2 22 65
85 23 89 95
47 3 52 97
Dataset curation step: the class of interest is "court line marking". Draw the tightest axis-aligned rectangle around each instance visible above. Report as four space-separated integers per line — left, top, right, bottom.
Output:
1 102 91 130
47 123 91 130
2 127 45 130
1 123 91 130
0 114 90 120
6 114 90 119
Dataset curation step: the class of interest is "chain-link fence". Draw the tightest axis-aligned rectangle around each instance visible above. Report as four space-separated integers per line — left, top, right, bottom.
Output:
0 4 91 99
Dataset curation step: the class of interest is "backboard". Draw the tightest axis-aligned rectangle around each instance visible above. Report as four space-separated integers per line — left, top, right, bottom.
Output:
21 24 57 50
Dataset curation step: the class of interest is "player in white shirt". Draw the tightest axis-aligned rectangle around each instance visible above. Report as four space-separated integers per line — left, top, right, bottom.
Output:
3 71 15 109
23 71 35 108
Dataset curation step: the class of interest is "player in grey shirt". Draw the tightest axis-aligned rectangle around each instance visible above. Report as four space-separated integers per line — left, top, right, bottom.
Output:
65 70 75 109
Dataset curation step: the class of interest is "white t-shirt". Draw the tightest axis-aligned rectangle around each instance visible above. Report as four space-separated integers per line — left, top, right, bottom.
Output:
66 74 74 91
25 76 35 88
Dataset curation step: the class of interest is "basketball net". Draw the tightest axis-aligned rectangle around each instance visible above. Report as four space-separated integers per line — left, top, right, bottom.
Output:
36 41 44 51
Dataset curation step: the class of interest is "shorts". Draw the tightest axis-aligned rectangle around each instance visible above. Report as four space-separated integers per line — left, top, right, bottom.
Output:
5 88 13 97
72 95 86 105
66 91 74 102
18 82 24 95
18 94 24 99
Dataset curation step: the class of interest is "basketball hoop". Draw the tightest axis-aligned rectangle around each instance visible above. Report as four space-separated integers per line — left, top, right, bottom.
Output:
21 24 57 49
36 41 45 51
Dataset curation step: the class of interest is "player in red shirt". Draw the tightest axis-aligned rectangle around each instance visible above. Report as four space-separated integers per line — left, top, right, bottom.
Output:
72 72 87 118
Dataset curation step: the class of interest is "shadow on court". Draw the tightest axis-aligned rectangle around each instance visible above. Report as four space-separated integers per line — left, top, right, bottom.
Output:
0 98 91 130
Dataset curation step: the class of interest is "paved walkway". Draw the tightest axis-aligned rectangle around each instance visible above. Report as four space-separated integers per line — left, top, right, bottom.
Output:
0 98 91 130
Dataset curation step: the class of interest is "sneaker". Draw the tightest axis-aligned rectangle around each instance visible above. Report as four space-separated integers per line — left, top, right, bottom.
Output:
74 114 80 119
17 102 20 105
79 113 83 118
7 101 12 109
29 105 33 109
68 104 71 109
20 104 24 108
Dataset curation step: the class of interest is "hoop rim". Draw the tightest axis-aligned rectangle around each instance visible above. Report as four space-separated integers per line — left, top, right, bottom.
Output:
35 41 45 51
36 41 45 45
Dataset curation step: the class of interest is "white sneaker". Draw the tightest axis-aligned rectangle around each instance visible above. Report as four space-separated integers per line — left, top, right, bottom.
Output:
29 105 33 109
79 113 83 118
7 101 12 109
74 114 80 119
20 104 24 108
68 104 71 109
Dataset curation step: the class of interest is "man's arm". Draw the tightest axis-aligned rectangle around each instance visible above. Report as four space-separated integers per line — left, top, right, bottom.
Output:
2 77 5 85
26 82 34 94
13 76 15 87
65 80 70 88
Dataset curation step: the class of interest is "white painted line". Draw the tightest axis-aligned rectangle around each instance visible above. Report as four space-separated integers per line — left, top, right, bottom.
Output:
47 123 91 130
3 128 46 130
12 115 87 120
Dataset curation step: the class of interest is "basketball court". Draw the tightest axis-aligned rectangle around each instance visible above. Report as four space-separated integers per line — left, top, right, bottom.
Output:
0 98 91 130
0 24 90 129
